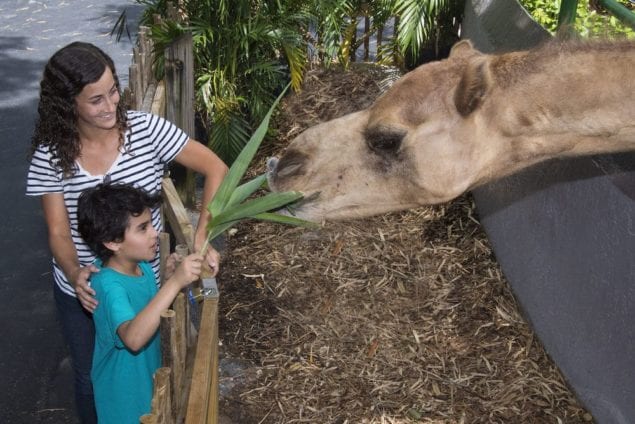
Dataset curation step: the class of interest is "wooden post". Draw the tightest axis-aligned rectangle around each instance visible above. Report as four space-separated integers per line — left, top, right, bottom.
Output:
129 62 142 110
150 367 173 423
164 34 196 207
159 309 180 421
161 177 195 252
185 298 219 424
363 15 370 61
377 25 384 62
140 413 159 423
151 80 166 117
159 232 171 284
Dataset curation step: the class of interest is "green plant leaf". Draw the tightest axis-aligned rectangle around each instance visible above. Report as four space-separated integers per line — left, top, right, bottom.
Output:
227 174 267 207
252 212 320 228
207 82 290 219
206 221 238 242
209 191 304 228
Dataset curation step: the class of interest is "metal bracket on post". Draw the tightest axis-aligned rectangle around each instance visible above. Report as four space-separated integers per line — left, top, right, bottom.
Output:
200 277 219 299
189 277 219 303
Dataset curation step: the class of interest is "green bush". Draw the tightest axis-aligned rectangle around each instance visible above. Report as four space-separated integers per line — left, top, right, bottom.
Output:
519 0 635 38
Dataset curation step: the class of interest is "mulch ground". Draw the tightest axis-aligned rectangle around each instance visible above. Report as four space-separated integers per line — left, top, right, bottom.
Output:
213 63 594 424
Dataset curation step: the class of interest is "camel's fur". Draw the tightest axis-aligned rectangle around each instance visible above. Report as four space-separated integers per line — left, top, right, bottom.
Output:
267 39 635 221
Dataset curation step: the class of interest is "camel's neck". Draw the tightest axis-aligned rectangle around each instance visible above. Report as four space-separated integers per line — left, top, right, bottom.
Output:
487 43 635 159
472 43 635 184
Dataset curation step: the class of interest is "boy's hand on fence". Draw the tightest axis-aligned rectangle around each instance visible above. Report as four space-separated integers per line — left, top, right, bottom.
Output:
171 253 203 288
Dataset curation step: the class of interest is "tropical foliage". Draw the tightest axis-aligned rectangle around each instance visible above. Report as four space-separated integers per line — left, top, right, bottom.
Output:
519 0 635 38
199 84 316 255
116 0 462 164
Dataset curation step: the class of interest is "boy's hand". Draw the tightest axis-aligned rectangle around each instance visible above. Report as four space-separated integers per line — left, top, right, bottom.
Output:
164 252 179 280
171 253 203 288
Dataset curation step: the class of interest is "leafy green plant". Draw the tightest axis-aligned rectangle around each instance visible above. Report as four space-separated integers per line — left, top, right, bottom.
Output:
198 83 317 256
519 0 635 38
115 0 463 167
116 0 310 165
306 0 460 69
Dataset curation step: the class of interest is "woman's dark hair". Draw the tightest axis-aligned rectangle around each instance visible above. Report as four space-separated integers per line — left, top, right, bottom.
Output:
78 184 162 261
29 42 128 177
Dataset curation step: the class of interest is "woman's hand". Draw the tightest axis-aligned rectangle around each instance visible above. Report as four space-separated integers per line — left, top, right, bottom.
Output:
70 264 99 313
203 246 220 277
194 230 220 277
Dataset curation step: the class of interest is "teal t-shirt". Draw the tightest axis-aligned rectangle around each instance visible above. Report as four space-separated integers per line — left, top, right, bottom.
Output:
90 260 161 424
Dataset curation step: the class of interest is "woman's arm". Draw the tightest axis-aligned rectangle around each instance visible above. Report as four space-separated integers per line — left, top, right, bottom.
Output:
117 254 202 352
42 193 98 311
173 139 228 275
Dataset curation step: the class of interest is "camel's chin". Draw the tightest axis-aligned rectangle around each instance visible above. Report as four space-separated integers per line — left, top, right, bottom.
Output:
288 200 417 222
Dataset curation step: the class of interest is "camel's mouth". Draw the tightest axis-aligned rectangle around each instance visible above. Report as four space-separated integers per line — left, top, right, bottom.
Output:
275 191 322 221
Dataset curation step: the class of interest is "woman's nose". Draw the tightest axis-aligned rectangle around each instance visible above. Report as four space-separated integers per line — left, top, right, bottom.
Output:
105 93 119 112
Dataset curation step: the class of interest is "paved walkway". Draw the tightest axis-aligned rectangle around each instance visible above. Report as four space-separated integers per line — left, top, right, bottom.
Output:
0 1 140 422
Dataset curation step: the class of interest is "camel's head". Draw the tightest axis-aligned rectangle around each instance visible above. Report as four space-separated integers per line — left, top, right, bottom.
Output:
268 41 495 221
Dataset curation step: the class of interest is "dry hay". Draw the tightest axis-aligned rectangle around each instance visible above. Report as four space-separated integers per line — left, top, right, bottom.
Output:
214 64 594 423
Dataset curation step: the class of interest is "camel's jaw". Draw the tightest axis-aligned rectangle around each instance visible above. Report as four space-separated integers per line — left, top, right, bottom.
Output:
267 155 423 222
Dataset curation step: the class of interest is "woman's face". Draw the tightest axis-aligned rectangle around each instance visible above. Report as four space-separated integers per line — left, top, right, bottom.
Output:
74 67 120 133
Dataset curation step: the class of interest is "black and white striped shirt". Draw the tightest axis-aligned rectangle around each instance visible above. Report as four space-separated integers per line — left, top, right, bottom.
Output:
26 111 189 297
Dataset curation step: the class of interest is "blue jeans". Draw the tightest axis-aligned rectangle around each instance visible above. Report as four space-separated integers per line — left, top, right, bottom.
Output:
54 283 97 424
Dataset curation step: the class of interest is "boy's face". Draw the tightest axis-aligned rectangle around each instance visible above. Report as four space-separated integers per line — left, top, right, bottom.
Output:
113 208 158 263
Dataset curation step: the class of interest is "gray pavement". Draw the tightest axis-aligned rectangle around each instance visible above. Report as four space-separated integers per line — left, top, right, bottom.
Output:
0 1 141 422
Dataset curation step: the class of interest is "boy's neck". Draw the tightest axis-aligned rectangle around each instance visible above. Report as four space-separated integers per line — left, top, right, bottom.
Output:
104 256 142 277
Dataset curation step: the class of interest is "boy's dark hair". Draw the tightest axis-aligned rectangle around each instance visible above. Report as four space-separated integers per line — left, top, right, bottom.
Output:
78 183 162 261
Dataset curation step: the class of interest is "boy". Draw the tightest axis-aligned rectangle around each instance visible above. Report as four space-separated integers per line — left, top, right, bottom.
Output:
77 183 203 423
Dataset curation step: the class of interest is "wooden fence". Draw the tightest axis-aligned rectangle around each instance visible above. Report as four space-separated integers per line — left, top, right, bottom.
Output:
125 25 220 424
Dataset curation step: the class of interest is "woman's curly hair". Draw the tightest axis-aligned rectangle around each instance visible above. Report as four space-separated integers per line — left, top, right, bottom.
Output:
29 42 128 177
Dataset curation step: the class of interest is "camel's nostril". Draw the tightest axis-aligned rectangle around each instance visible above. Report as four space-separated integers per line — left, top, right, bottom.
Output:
266 157 279 173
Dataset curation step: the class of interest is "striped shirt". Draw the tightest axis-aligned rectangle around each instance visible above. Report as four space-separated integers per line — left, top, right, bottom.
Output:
26 111 189 297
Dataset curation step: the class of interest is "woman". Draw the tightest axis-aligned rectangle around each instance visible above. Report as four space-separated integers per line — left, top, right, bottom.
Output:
26 42 228 423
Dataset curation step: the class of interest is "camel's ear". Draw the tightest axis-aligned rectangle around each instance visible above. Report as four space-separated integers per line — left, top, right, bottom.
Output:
449 40 479 59
454 57 491 117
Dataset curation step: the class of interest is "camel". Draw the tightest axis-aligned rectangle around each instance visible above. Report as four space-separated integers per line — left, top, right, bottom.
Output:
266 39 635 221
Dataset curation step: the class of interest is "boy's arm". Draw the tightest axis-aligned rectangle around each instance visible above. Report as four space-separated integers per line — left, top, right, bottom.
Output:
117 254 202 352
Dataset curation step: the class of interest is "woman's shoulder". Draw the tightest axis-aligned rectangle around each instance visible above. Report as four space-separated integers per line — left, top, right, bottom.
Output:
125 110 175 134
126 110 154 125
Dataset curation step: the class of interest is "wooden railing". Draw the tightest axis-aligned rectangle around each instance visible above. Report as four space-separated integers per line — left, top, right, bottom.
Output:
125 23 220 424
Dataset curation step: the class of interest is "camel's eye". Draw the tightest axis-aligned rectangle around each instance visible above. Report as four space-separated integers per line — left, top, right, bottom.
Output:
364 127 405 155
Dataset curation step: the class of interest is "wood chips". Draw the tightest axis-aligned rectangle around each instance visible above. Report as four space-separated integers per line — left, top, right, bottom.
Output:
213 64 593 424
